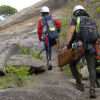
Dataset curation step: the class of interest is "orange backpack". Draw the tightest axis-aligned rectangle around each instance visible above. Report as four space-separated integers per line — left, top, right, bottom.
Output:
95 38 100 60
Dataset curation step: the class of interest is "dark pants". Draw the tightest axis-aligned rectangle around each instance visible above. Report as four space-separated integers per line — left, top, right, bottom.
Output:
45 38 56 63
70 54 96 87
45 45 52 62
86 54 96 87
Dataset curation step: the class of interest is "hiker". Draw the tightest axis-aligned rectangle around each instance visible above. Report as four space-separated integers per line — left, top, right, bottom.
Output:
63 5 99 98
37 6 61 70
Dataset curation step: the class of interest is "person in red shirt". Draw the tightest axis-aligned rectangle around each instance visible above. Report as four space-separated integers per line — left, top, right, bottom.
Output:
37 6 61 70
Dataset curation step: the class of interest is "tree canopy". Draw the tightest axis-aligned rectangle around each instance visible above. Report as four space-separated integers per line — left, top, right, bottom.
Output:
0 5 17 16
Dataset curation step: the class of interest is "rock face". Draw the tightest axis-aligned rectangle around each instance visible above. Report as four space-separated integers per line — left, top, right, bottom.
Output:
0 0 67 30
0 23 43 74
0 85 81 100
0 44 19 74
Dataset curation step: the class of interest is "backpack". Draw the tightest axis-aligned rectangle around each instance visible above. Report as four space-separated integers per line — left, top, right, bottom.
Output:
42 15 58 39
76 16 99 44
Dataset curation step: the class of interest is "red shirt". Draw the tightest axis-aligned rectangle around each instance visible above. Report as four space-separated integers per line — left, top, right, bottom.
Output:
37 18 61 41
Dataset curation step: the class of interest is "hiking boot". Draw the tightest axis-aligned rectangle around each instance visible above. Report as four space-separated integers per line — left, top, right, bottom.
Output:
76 83 84 91
89 87 96 98
47 61 52 70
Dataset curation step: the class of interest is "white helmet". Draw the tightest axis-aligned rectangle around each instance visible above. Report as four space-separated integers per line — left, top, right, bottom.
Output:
73 5 85 14
40 6 50 13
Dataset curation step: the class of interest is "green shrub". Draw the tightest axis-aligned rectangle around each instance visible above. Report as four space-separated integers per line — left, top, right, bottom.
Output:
0 5 17 16
97 7 100 12
17 44 43 60
0 65 32 89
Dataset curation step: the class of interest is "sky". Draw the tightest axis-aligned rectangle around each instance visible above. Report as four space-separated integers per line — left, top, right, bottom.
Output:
0 0 42 11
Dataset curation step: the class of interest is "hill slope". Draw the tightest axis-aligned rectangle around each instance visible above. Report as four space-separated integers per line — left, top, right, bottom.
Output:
0 0 100 100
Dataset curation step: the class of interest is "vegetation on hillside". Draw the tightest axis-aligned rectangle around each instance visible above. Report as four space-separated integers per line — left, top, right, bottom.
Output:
0 5 17 16
0 65 32 89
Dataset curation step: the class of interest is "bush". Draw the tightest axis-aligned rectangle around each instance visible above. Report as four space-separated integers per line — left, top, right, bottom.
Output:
0 5 17 16
97 7 100 12
0 65 32 89
17 44 43 60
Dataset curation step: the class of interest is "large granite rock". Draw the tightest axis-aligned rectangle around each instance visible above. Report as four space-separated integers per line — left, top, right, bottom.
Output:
7 55 47 73
0 43 46 74
0 44 19 74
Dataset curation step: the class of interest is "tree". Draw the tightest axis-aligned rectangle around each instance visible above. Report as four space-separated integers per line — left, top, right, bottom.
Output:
0 5 17 16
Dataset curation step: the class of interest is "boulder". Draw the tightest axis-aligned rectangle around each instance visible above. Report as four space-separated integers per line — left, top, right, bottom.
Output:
0 53 7 75
7 55 47 73
0 43 46 74
0 44 19 75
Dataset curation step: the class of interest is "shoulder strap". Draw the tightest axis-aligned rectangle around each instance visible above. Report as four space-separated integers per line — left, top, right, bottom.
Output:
76 17 80 33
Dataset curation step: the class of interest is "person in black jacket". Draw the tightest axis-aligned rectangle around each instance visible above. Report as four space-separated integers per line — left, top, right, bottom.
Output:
63 5 99 98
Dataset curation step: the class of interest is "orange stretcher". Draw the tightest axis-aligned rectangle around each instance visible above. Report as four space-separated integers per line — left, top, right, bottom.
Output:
58 48 79 67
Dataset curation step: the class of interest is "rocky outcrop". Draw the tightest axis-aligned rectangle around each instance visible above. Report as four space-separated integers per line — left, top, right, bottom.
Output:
7 55 47 73
0 21 42 74
0 26 44 74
